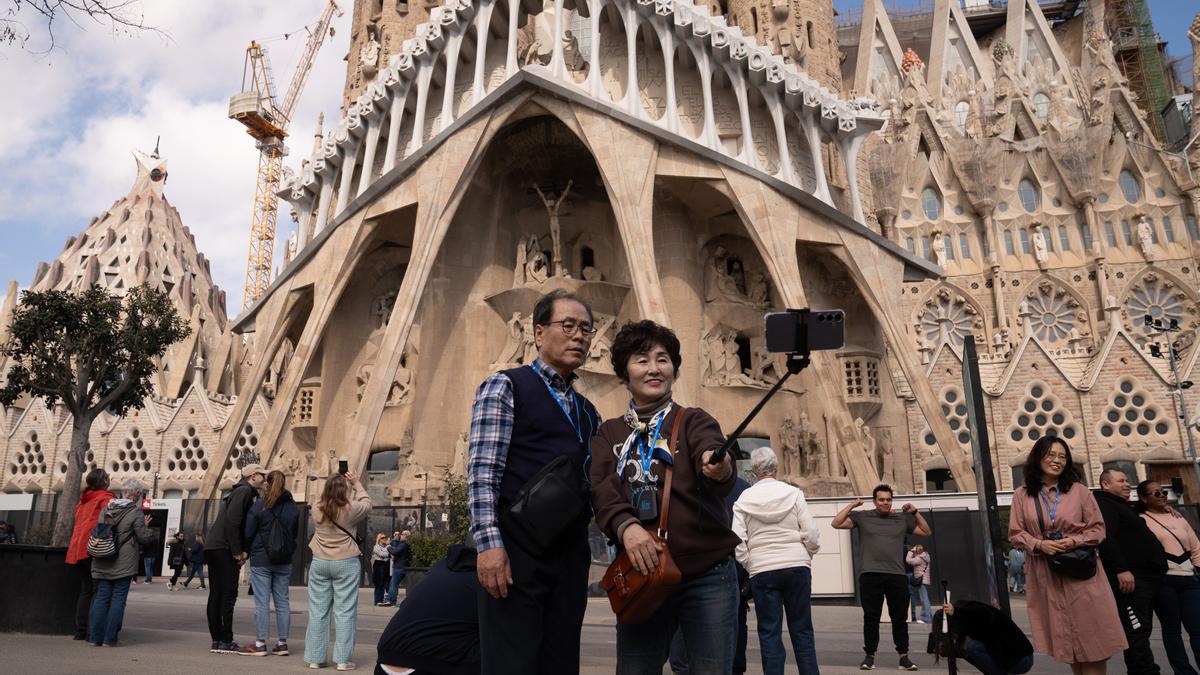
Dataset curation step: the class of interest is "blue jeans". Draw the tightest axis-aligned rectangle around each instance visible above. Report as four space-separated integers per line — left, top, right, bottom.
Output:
908 584 932 623
750 566 818 675
963 637 1033 674
143 557 154 582
89 577 132 645
1155 574 1200 675
183 562 206 587
1009 570 1025 592
386 567 406 604
250 564 292 642
304 557 361 666
616 558 739 674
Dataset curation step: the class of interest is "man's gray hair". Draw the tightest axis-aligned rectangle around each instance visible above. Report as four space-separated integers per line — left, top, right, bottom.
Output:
749 446 778 477
120 477 147 496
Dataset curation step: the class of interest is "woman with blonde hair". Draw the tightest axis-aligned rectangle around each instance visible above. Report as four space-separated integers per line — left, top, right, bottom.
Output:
372 532 392 607
304 470 373 670
240 470 300 656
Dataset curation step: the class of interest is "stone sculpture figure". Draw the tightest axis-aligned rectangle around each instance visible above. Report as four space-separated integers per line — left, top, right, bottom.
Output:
746 345 781 385
879 428 895 484
856 420 878 480
533 180 573 279
522 315 539 365
702 331 728 385
1137 216 1154 256
514 236 528 287
388 349 413 406
798 412 823 476
705 246 754 305
360 33 382 80
524 238 550 286
490 312 526 370
584 314 617 374
1032 227 1049 264
932 234 947 267
562 30 586 74
723 332 756 386
777 416 800 478
450 431 469 477
747 272 769 306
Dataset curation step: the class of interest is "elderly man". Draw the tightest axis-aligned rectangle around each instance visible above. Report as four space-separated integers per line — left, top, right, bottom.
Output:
204 462 267 655
467 290 603 674
732 447 820 675
1096 468 1166 675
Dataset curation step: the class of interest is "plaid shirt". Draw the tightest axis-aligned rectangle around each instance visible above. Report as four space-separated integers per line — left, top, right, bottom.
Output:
467 358 590 552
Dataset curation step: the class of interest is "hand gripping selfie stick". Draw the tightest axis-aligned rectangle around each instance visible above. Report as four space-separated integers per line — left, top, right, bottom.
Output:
706 351 810 465
706 308 845 466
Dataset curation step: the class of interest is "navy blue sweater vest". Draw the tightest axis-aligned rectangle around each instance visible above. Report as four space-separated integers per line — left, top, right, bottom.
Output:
498 366 600 505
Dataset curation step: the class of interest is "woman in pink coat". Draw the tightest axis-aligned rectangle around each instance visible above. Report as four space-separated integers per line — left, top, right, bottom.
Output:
1009 437 1126 674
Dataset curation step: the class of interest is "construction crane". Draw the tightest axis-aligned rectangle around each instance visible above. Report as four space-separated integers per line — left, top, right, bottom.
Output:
229 0 343 309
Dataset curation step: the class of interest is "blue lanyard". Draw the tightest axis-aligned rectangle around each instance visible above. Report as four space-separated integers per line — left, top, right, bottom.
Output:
541 377 583 444
1040 488 1060 526
638 413 668 474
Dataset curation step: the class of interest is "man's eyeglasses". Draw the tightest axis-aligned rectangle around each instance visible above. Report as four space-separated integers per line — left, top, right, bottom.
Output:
544 320 598 337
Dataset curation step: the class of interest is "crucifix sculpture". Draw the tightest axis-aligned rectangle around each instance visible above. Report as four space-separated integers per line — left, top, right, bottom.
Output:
533 179 573 279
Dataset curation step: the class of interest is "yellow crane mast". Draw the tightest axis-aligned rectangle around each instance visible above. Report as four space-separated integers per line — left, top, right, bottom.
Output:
229 1 342 309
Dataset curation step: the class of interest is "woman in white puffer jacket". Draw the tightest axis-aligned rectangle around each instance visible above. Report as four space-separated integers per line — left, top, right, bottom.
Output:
732 447 821 675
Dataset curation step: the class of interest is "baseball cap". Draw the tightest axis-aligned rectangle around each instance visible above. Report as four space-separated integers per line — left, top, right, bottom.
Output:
240 463 267 478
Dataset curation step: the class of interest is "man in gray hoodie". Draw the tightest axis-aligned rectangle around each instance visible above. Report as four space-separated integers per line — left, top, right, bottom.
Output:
732 447 820 675
89 477 157 646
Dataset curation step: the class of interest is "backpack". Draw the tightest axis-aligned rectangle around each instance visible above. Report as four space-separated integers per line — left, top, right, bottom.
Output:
263 506 296 565
87 512 132 560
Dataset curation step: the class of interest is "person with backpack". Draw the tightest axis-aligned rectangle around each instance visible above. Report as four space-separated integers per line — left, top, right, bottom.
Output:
66 468 116 640
88 477 157 647
239 469 300 657
182 533 207 590
167 531 188 590
305 470 373 671
204 463 266 654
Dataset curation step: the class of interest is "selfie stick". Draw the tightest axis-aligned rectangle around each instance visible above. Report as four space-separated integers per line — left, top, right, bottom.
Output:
706 351 811 465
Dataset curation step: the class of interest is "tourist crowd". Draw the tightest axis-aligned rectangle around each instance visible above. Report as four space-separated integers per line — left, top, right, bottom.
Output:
57 289 1200 674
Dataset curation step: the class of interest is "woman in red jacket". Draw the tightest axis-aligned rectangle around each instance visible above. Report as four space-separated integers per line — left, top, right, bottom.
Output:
65 469 115 641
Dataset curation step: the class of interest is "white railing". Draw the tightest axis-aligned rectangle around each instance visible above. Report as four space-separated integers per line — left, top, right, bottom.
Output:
281 0 885 255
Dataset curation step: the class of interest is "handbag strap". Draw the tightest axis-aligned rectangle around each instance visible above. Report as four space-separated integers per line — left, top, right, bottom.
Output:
657 407 688 541
333 519 362 546
1033 491 1049 538
1144 513 1188 551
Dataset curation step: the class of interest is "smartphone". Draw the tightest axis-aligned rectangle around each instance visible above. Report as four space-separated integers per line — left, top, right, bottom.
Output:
338 459 349 475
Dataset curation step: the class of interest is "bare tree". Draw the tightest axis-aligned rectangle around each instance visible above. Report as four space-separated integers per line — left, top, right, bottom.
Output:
2 1 160 52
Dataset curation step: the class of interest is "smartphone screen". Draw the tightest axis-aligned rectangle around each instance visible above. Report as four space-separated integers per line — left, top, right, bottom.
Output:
338 460 349 475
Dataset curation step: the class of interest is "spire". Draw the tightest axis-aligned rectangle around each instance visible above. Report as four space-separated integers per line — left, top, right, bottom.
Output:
312 112 325 158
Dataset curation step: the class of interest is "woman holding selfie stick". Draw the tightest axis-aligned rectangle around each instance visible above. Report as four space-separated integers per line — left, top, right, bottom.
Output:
304 469 373 671
590 320 741 675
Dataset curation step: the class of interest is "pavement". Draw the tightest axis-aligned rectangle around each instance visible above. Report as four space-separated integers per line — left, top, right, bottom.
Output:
0 580 1180 673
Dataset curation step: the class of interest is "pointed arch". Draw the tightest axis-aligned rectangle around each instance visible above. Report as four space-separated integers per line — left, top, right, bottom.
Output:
911 281 988 351
1019 273 1094 345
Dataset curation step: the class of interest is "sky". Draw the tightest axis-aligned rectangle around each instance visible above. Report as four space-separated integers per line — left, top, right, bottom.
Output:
0 1 1195 315
0 1 351 313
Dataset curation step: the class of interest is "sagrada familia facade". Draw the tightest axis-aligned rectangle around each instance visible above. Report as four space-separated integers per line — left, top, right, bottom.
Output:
2 0 1199 507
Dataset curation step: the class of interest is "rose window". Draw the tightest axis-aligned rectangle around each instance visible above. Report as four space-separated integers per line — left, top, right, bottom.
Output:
1124 274 1194 349
917 289 978 348
1024 283 1081 343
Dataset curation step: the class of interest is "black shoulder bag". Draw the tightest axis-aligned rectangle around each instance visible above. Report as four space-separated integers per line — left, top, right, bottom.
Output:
1033 491 1097 580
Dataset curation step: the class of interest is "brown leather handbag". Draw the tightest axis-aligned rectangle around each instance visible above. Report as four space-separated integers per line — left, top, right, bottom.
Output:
601 408 687 625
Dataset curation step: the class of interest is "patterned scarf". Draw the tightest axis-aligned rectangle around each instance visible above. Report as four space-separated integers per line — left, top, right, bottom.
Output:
615 395 674 479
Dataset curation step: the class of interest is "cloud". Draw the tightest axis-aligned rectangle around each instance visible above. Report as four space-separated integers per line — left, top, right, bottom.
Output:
0 0 352 313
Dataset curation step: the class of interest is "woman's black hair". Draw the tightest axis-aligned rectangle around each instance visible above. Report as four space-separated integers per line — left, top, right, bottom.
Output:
1134 479 1160 513
609 320 683 383
1022 436 1081 497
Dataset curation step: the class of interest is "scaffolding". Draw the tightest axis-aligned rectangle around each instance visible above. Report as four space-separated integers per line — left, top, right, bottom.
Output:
1107 0 1168 140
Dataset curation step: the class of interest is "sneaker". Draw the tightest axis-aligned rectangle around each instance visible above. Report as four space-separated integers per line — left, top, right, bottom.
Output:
860 654 875 670
899 655 919 671
307 663 326 669
239 642 268 657
271 642 289 656
209 641 222 653
916 619 927 624
336 664 356 671
378 601 393 607
221 641 243 654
